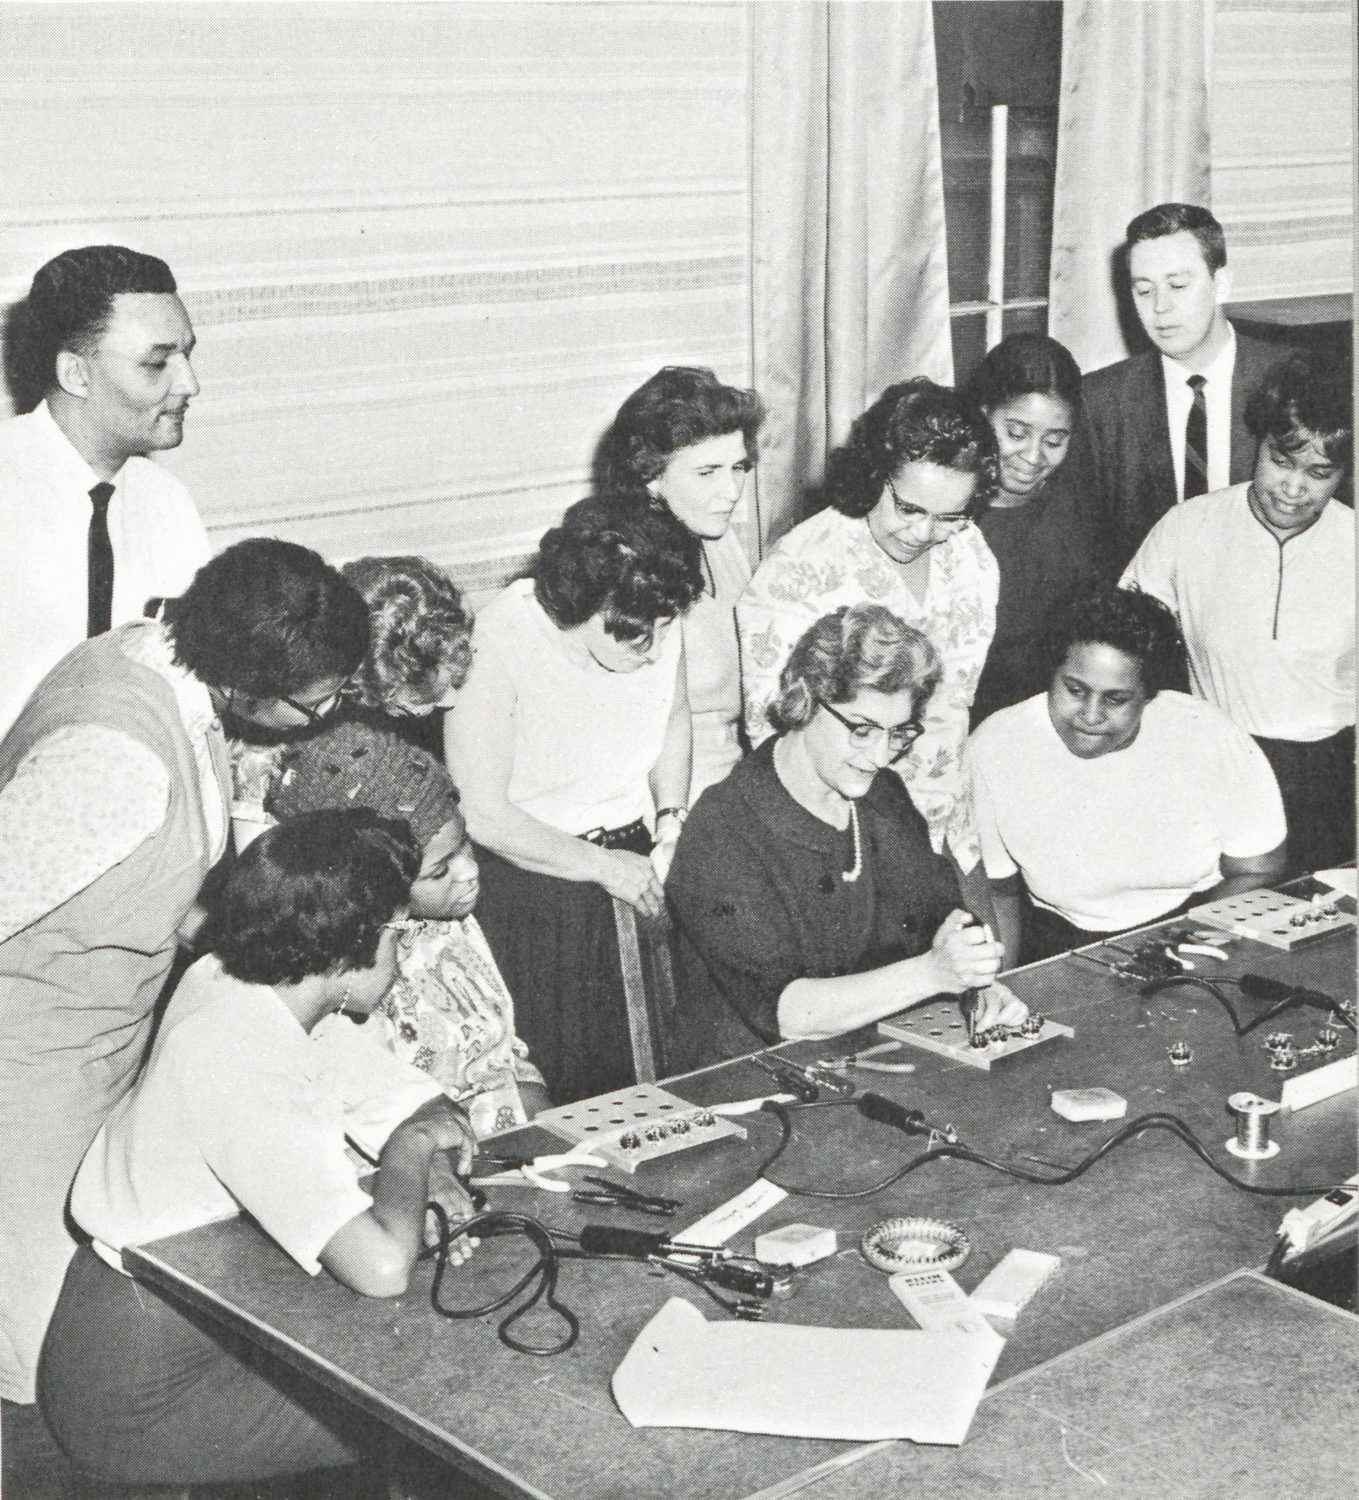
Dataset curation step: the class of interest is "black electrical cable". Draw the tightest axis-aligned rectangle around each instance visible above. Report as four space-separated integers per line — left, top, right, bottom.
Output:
1139 974 1343 1036
757 1100 1350 1202
425 1206 579 1356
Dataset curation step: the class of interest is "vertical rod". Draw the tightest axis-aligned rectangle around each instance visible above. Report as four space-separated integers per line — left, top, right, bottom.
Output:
986 104 1008 350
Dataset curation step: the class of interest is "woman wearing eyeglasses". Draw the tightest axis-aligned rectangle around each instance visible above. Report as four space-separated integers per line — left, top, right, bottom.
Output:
446 494 704 1102
736 378 999 888
0 538 367 1405
666 604 1026 1071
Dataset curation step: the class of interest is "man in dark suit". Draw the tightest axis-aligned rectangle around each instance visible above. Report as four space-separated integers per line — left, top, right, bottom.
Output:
1080 203 1291 572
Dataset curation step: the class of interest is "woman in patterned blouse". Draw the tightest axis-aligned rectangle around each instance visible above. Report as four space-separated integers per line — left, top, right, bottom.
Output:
736 378 1000 884
269 718 549 1136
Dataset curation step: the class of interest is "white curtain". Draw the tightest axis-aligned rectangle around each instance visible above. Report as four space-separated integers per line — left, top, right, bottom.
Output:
749 1 954 551
1048 0 1213 373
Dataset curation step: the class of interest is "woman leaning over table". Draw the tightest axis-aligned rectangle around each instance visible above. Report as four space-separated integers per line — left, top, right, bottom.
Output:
445 494 704 1102
666 603 1026 1072
38 809 478 1487
596 365 765 801
736 378 999 900
965 587 1287 965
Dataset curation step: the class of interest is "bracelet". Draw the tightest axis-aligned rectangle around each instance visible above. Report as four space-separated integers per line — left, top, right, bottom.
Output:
860 1217 971 1273
656 806 687 827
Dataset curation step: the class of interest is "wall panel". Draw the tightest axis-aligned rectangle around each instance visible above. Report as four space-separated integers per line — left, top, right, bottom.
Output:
1210 0 1353 307
0 1 753 603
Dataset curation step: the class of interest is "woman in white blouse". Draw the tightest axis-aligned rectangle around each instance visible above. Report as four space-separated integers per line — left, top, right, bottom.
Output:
737 378 1000 881
596 366 765 802
446 495 704 1102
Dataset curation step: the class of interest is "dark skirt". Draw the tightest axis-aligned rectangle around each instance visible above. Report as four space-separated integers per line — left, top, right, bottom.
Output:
38 1246 357 1486
1253 726 1355 880
474 847 640 1104
1023 894 1190 964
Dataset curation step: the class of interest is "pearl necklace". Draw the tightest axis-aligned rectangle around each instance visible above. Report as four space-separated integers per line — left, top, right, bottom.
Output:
843 801 863 883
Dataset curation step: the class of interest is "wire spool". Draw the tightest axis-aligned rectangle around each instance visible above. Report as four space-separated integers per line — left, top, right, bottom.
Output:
860 1217 970 1273
1224 1092 1281 1160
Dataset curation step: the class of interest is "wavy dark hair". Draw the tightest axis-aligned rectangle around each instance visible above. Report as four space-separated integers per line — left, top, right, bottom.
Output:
966 332 1082 420
163 539 369 700
594 366 765 494
342 555 473 709
825 378 1000 519
1045 587 1186 700
212 808 419 986
3 245 177 414
1244 354 1352 473
534 493 704 642
770 603 941 734
1126 202 1226 274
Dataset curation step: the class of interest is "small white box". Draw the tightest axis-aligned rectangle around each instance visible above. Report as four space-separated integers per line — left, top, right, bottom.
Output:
1050 1087 1127 1122
890 1269 994 1335
970 1249 1061 1321
753 1222 837 1268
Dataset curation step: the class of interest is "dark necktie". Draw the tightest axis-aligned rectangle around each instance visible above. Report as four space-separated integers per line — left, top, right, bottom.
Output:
87 481 115 637
1184 374 1208 500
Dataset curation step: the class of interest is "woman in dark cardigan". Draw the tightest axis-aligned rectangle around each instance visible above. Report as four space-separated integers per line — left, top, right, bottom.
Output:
665 603 1027 1070
966 332 1106 726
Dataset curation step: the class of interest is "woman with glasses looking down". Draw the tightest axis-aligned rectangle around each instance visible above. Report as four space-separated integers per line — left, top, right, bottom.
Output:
0 537 368 1405
665 604 1026 1071
445 494 703 1102
736 378 1000 901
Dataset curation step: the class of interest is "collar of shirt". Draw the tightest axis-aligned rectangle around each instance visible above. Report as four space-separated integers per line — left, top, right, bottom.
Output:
31 399 125 496
1162 323 1237 497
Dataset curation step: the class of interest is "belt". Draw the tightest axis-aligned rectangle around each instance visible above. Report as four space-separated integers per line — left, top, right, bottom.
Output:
579 818 651 853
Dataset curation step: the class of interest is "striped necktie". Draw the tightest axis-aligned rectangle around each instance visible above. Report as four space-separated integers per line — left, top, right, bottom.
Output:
1184 374 1208 500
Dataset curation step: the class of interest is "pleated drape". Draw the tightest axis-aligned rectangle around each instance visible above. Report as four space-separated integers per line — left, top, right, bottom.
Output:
1048 0 1213 374
749 1 954 552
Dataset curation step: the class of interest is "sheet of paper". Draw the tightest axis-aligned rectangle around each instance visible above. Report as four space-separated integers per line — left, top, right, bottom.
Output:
612 1297 1003 1445
1314 868 1357 899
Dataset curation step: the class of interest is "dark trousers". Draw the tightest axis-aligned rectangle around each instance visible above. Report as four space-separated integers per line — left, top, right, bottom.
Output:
38 1246 358 1486
1253 726 1356 880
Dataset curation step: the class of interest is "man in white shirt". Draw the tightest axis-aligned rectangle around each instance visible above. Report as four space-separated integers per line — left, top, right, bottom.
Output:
1079 204 1294 572
0 245 210 738
1123 356 1354 877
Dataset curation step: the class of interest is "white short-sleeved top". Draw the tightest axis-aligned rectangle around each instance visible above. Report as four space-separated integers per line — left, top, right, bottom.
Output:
458 578 682 835
1122 484 1355 741
966 691 1286 931
72 956 386 1274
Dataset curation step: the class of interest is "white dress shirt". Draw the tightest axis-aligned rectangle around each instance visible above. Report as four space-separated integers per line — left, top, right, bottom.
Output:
1122 484 1355 741
0 401 210 738
1162 324 1235 501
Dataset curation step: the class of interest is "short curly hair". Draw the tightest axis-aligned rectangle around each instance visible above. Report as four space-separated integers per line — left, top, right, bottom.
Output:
770 603 942 734
212 808 419 986
594 366 765 494
825 378 1000 519
1244 355 1352 473
163 538 369 699
341 555 473 710
3 245 178 414
534 493 704 640
1045 587 1186 700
